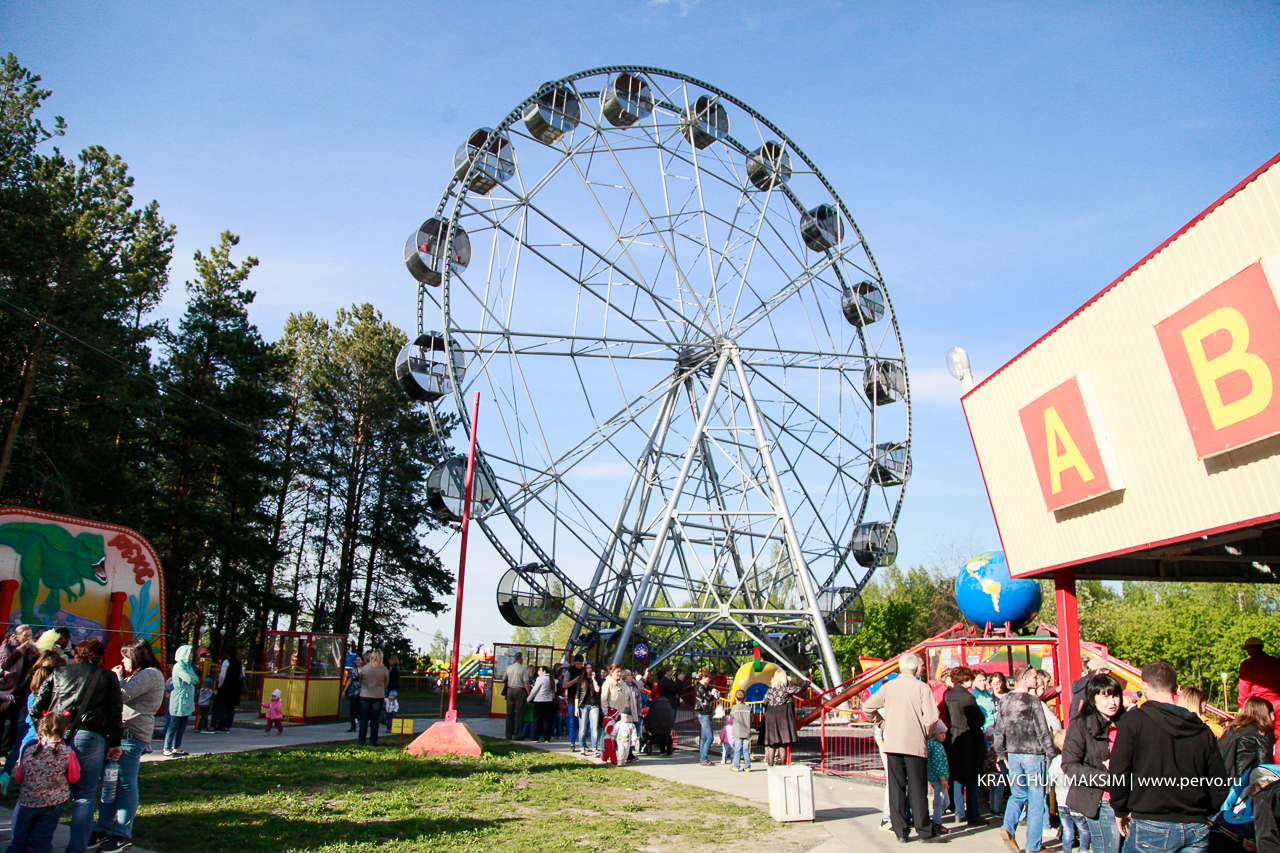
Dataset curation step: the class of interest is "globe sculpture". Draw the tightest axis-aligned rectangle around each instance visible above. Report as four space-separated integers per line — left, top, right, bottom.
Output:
954 551 1041 631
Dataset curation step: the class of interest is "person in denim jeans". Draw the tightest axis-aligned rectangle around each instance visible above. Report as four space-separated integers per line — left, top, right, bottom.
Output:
92 638 165 852
694 672 717 766
562 656 584 747
31 638 123 853
1109 662 1227 853
994 664 1056 853
573 663 602 754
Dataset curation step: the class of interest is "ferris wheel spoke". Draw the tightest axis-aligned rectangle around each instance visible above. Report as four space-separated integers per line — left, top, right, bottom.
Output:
563 137 721 340
585 116 724 340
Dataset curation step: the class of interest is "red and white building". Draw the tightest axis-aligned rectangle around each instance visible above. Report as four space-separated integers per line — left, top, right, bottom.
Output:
963 152 1280 689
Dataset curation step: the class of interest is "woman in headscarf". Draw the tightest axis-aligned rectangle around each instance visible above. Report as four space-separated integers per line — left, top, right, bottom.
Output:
164 645 199 756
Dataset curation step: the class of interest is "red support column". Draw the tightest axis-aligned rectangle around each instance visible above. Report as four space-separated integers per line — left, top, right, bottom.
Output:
105 591 129 669
0 580 18 627
1055 567 1082 724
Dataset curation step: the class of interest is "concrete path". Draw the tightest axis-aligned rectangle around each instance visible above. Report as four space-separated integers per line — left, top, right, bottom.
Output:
1 716 1039 853
464 717 1034 853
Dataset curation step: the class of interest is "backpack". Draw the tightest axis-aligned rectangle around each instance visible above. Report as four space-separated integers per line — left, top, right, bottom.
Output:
1214 763 1280 838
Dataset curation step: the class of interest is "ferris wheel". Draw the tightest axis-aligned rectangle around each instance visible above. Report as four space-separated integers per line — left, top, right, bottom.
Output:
397 67 910 686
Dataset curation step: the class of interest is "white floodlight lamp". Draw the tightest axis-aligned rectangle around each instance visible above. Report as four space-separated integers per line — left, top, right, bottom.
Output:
947 346 973 392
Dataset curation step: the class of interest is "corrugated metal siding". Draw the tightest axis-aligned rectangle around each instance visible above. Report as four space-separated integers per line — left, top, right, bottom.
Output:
964 161 1280 577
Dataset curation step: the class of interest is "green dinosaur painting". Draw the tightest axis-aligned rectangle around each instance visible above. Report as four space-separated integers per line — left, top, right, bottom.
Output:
0 523 108 625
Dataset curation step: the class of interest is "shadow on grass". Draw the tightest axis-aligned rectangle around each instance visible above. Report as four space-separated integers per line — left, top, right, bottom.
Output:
136 808 515 852
137 737 651 807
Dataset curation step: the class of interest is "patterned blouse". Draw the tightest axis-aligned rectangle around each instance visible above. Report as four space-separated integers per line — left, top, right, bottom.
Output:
762 684 806 706
15 740 81 808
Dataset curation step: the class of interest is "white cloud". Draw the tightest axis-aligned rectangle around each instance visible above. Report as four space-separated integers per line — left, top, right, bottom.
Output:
908 366 988 405
648 0 697 16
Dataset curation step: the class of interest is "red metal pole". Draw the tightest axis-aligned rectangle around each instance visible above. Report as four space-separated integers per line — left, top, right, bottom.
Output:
1055 566 1082 725
446 392 482 722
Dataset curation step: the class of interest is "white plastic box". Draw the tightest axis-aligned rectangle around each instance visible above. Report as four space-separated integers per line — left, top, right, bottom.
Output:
767 764 815 822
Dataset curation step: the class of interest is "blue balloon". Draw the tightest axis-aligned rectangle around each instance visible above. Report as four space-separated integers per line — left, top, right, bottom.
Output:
954 551 1042 630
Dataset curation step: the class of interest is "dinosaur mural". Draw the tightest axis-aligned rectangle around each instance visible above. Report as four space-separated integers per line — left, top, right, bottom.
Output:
0 508 166 665
0 523 109 624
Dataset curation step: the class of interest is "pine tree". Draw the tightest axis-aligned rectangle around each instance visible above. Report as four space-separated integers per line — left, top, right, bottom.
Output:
148 231 286 655
0 54 174 515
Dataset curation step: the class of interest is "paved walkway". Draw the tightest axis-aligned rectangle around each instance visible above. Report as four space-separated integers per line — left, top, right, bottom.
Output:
1 717 1031 852
464 717 1024 853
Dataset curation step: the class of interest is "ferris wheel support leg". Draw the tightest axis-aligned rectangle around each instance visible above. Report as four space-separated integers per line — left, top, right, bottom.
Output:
728 348 843 690
609 350 734 669
567 380 682 651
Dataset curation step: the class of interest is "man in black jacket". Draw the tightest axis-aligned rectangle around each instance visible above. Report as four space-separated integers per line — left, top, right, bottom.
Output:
1108 660 1228 853
32 638 123 853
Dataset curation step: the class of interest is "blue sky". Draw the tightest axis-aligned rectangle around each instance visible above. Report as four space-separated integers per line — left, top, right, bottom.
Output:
7 1 1279 650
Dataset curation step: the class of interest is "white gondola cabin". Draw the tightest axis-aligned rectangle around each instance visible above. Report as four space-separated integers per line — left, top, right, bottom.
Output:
841 280 885 327
426 456 497 523
817 588 866 637
523 85 581 145
851 521 899 568
600 73 653 128
746 141 791 191
394 332 465 404
862 360 906 405
404 219 471 287
870 442 910 487
679 95 729 150
453 128 515 195
497 566 565 628
800 203 844 252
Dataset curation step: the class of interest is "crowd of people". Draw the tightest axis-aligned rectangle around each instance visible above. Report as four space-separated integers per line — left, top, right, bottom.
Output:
499 654 809 770
863 637 1280 853
0 624 203 853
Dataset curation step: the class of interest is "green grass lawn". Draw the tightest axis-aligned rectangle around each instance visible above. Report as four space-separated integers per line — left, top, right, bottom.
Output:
133 737 815 853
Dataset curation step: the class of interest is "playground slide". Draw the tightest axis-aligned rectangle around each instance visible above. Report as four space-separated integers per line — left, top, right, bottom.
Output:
795 623 966 728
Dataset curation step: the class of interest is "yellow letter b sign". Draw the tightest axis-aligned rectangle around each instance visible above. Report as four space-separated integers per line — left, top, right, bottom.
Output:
1156 260 1280 459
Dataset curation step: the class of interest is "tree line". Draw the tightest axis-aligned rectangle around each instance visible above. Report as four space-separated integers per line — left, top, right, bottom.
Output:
0 55 455 663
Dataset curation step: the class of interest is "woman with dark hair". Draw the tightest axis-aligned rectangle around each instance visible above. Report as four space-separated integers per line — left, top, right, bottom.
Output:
528 665 555 744
1062 673 1126 853
212 644 244 732
88 639 164 851
944 666 987 826
344 655 363 732
574 662 602 755
32 638 123 853
1218 696 1276 784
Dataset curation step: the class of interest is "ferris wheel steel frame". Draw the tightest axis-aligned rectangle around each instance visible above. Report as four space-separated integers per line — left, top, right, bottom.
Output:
406 66 911 689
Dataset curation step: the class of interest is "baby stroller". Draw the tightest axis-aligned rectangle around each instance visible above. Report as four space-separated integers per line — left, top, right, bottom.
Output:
642 696 675 755
1208 763 1280 853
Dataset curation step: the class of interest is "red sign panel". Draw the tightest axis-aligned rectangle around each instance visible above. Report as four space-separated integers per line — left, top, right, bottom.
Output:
1155 261 1280 459
1018 376 1115 512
